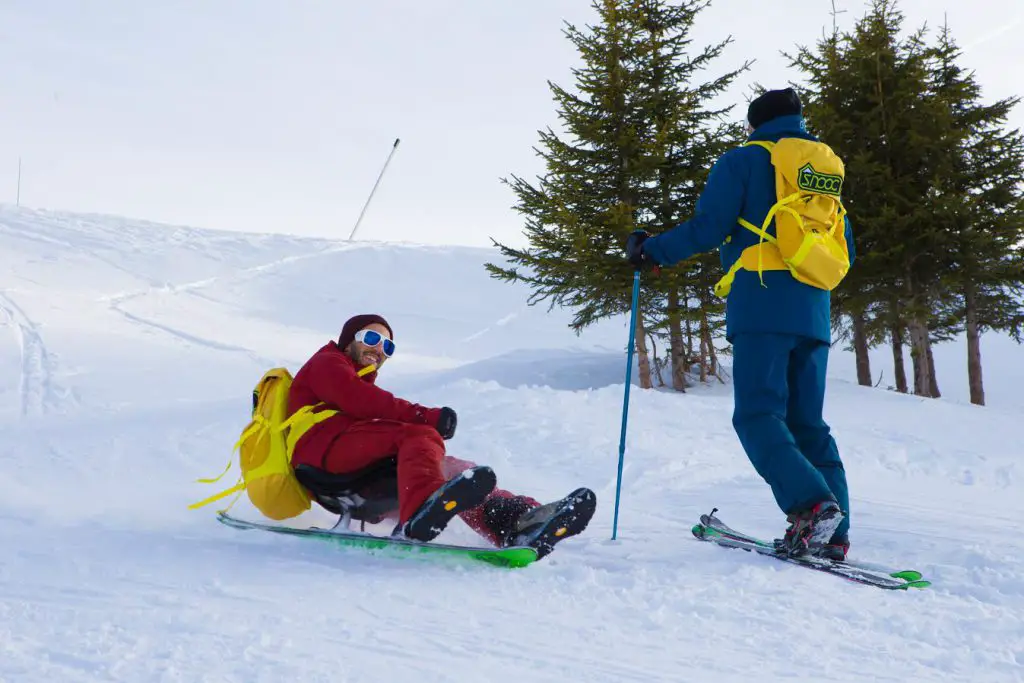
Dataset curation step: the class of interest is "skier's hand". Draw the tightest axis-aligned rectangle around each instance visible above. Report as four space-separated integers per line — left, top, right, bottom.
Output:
625 230 655 270
434 407 458 440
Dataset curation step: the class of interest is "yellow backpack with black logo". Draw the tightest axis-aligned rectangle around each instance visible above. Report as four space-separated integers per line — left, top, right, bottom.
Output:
190 368 339 520
715 138 850 298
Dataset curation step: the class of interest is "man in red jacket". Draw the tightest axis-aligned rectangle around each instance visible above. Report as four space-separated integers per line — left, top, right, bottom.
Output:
288 313 596 557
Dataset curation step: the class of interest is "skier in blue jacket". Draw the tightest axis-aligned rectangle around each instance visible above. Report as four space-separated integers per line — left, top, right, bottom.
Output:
626 88 854 560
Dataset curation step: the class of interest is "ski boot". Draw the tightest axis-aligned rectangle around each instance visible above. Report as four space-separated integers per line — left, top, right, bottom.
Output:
483 488 597 559
814 534 850 562
776 500 844 557
397 466 497 543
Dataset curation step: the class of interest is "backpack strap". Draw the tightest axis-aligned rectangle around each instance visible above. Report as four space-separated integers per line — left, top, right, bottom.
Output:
195 456 234 485
736 194 806 288
188 478 245 512
188 418 271 512
744 140 775 153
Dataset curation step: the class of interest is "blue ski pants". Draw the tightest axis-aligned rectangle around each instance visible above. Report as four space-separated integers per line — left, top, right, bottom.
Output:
731 332 850 540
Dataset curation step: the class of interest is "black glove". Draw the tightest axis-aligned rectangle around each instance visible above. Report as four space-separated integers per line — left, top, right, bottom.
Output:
625 230 654 270
435 407 458 440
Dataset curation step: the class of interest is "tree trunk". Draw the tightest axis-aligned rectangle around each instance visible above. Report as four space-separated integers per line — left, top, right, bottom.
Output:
701 316 720 382
698 316 709 383
890 321 908 394
684 309 693 369
964 283 985 406
634 310 654 389
648 335 665 387
667 290 688 392
709 334 720 378
850 311 872 386
907 318 934 397
926 338 941 398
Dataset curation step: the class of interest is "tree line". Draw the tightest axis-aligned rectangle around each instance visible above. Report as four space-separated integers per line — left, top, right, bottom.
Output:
487 0 1024 405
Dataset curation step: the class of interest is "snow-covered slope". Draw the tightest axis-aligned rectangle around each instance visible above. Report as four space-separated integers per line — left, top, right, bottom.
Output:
1 205 1021 683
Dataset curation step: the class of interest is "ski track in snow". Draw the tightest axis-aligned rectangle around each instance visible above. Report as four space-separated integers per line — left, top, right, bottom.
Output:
107 301 282 367
99 235 364 363
0 290 67 417
460 307 525 344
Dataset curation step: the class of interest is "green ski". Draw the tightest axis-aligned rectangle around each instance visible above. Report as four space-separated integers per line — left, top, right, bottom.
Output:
217 511 538 568
693 511 930 590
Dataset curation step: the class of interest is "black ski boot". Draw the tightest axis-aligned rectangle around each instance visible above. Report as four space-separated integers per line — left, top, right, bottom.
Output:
777 500 844 557
485 488 597 559
814 534 850 562
397 466 497 543
482 495 536 547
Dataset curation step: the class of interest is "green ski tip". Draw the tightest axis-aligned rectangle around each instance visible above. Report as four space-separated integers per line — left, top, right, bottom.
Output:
305 530 538 568
473 548 537 568
889 570 924 582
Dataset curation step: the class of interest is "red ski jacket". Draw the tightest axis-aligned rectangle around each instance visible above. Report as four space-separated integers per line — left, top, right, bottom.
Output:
288 341 441 468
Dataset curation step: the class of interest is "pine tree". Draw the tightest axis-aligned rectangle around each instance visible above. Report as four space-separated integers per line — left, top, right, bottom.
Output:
629 1 746 389
487 0 746 389
928 23 1024 405
487 0 653 381
791 0 954 397
788 26 881 387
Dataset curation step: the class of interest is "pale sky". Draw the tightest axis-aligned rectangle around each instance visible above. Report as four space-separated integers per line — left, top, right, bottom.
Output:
1 1 1021 248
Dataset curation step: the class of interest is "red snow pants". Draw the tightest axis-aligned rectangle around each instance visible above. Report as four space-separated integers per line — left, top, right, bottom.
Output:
322 420 538 544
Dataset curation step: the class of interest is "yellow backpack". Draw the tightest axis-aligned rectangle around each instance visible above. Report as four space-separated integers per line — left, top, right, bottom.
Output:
190 368 339 520
715 138 850 298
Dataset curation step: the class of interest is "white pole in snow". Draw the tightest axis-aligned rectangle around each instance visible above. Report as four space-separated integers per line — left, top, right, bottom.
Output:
16 157 21 206
348 137 401 241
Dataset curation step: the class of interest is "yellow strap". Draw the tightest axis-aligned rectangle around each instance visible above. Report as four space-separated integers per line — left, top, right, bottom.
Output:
217 487 244 514
188 477 245 510
744 140 775 153
714 258 745 298
738 191 806 287
285 407 338 457
739 139 785 285
280 404 316 431
195 456 233 484
783 200 845 271
832 204 847 237
787 230 819 268
231 417 267 452
197 415 268 483
743 210 776 288
357 363 377 377
737 217 777 244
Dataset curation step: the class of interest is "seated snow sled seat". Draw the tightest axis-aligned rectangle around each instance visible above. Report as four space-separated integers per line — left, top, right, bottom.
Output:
293 457 399 528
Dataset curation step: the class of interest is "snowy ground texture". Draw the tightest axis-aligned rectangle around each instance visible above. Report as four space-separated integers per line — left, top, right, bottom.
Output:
1 205 1022 683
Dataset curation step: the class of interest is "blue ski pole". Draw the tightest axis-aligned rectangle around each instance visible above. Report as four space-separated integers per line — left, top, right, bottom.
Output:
611 268 641 541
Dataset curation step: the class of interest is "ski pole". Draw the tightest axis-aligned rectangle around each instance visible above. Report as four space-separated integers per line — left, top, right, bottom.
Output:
611 268 641 540
348 137 401 241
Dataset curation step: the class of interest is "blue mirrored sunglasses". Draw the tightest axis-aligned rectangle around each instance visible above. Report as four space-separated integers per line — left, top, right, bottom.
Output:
354 329 395 357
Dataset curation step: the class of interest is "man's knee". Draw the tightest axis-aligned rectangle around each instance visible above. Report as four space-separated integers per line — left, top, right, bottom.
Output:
732 407 786 437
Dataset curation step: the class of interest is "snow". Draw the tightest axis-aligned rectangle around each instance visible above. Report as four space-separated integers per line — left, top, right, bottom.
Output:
1 204 1022 683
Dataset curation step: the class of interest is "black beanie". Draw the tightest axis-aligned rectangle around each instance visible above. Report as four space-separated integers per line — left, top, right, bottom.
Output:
338 314 393 349
747 88 802 130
